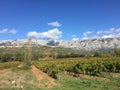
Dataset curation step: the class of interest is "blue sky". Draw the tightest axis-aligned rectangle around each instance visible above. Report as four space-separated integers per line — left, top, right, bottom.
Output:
0 0 120 40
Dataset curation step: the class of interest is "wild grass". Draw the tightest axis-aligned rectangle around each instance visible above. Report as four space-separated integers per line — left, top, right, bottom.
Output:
0 61 21 70
37 73 120 90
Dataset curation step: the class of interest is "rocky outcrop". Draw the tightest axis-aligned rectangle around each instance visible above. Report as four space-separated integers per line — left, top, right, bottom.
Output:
58 38 120 51
0 37 120 51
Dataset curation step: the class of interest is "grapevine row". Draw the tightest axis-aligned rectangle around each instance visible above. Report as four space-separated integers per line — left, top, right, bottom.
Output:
34 57 120 78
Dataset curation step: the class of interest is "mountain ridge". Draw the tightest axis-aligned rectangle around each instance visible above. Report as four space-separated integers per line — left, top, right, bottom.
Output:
0 37 120 51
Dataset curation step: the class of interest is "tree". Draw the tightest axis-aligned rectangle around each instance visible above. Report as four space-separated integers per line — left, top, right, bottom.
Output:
24 39 32 65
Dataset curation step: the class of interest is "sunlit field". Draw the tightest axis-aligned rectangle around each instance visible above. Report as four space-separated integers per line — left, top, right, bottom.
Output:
0 57 120 90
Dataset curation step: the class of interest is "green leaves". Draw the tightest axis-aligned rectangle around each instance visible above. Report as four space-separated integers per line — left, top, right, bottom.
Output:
34 57 120 77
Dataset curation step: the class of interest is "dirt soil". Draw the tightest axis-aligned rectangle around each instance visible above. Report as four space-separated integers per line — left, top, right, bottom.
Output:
0 69 37 88
31 65 57 87
0 68 11 72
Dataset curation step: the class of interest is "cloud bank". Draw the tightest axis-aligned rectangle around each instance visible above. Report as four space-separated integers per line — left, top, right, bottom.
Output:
82 27 120 39
27 28 62 40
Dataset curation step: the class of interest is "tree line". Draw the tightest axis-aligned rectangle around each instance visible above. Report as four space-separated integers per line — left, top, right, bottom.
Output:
0 46 120 62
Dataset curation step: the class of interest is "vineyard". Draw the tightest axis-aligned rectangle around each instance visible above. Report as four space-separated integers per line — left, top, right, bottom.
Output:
34 57 120 78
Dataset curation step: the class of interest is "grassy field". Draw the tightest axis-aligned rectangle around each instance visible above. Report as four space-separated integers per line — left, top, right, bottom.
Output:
41 73 120 90
0 70 120 90
0 57 120 90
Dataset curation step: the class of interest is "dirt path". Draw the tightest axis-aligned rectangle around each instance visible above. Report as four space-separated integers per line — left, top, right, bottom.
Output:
0 69 11 73
31 65 56 87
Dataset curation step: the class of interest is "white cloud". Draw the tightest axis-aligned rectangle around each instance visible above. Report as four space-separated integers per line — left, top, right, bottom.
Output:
82 37 89 40
82 31 93 39
96 28 120 35
9 29 17 34
0 28 17 34
102 34 115 38
27 31 38 39
0 28 8 33
96 30 104 34
82 27 120 39
83 31 93 37
27 28 62 40
72 37 79 41
72 35 79 40
48 21 61 27
97 28 120 38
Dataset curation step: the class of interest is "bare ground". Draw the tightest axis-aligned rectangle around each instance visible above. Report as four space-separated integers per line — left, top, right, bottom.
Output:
0 69 37 89
0 68 11 73
31 65 57 87
0 65 57 88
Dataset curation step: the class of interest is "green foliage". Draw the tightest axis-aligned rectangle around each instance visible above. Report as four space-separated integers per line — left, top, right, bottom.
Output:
17 64 31 71
40 73 120 90
1 46 120 62
0 48 25 62
0 61 21 70
34 57 120 77
0 46 83 62
113 48 120 56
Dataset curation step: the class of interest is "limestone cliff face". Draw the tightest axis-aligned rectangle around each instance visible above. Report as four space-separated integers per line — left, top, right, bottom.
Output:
0 37 120 51
57 38 120 51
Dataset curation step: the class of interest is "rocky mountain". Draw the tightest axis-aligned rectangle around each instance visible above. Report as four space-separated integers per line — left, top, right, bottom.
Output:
0 37 120 51
59 38 120 51
48 37 120 51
